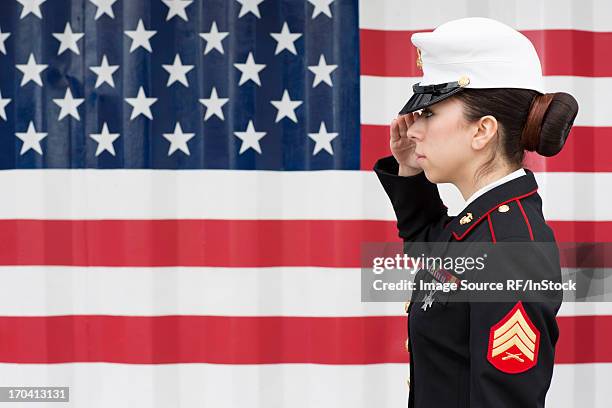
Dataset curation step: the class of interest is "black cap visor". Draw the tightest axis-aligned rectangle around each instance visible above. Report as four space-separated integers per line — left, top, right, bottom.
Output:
398 80 467 115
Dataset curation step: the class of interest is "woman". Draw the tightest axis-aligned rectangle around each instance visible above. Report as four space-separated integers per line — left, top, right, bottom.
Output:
373 18 578 407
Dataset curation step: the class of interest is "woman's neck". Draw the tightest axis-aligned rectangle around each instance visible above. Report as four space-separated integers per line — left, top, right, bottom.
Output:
455 165 518 201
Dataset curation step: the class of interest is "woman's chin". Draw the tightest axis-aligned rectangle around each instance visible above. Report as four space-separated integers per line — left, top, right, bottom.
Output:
422 169 447 184
421 169 436 183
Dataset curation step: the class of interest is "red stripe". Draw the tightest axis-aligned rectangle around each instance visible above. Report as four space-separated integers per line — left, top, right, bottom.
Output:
361 124 392 171
360 125 612 173
1 219 612 267
487 214 497 243
0 315 608 364
0 315 407 365
548 221 612 243
524 127 612 172
360 29 612 77
516 199 535 241
1 219 396 267
554 315 612 364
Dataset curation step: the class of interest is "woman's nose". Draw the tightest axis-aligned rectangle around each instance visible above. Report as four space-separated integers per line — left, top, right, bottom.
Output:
407 116 425 141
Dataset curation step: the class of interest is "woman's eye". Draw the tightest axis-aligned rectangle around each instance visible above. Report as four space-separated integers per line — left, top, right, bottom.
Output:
422 109 433 118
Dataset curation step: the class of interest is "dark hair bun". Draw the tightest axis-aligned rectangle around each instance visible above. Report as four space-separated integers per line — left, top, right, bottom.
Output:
521 92 579 157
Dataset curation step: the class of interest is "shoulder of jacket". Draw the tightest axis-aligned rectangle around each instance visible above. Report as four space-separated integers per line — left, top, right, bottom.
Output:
487 198 544 242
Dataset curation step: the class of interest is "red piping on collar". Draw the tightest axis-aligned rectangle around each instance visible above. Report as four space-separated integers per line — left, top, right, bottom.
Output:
516 199 534 241
451 188 538 241
487 214 497 243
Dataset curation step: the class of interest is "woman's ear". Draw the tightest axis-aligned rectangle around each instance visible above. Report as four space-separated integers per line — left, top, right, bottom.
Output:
471 115 498 151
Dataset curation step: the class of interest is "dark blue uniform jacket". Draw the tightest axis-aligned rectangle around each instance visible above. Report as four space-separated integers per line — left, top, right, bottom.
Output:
374 155 562 408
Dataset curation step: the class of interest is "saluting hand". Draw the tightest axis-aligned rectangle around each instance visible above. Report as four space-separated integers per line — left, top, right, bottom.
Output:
390 113 422 176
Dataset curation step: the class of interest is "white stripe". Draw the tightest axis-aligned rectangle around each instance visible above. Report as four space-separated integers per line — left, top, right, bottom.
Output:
0 266 404 317
359 0 612 32
0 169 391 220
0 363 410 408
0 362 609 408
558 301 612 317
534 172 612 222
0 266 608 317
443 172 612 220
547 363 612 407
0 170 611 221
361 75 612 127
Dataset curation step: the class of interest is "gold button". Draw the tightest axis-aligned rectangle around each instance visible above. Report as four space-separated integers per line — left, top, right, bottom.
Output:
498 204 510 213
404 301 411 313
460 212 473 225
406 377 411 387
405 338 409 351
458 75 470 87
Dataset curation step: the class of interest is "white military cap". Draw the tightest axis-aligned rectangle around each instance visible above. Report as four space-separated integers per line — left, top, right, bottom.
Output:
399 17 545 114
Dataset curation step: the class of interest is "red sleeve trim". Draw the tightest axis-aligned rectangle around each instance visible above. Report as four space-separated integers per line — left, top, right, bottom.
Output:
516 199 534 241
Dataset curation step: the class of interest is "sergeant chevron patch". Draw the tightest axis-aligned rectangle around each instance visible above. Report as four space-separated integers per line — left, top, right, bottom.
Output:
487 301 540 374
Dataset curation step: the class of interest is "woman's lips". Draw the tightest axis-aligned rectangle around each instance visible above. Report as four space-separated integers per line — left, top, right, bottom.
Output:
416 154 426 160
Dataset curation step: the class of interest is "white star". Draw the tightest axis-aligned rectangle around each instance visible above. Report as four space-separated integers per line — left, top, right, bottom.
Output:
16 0 47 19
234 52 266 86
199 22 229 55
162 0 193 21
53 88 85 121
0 91 11 121
307 0 334 19
125 86 158 120
16 53 48 87
307 122 338 155
90 55 119 88
15 122 47 155
52 22 84 55
236 0 264 19
0 27 10 55
89 122 120 156
162 54 194 87
234 120 266 154
308 54 337 88
163 123 195 156
270 90 302 123
125 19 157 53
199 87 229 121
270 22 302 55
89 0 118 20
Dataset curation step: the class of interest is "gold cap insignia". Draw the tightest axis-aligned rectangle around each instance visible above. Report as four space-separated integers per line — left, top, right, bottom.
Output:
498 204 510 213
459 212 473 225
416 48 423 69
458 76 470 87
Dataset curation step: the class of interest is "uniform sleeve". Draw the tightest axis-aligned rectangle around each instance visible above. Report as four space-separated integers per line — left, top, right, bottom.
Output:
373 155 449 242
468 242 562 407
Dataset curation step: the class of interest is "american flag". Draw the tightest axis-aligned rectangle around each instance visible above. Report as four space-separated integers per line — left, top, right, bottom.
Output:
0 0 610 406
